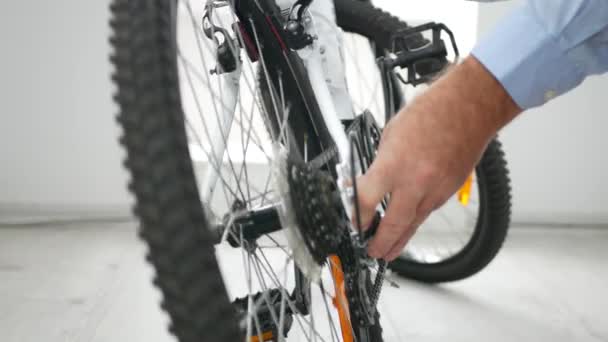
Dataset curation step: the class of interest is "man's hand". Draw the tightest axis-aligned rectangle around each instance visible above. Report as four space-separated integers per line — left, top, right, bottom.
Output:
356 56 521 261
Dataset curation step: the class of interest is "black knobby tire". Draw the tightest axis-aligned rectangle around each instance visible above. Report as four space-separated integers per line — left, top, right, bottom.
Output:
334 0 512 283
335 0 422 49
110 0 242 341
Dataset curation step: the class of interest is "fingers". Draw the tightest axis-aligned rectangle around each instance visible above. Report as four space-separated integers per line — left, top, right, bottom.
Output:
367 187 419 259
385 227 417 261
374 195 435 261
385 209 431 261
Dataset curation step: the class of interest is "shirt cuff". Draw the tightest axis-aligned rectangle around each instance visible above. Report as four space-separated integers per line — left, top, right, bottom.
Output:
472 4 585 109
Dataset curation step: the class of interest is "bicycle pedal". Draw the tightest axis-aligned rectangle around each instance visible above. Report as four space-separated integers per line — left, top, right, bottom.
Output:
232 289 294 341
380 22 460 86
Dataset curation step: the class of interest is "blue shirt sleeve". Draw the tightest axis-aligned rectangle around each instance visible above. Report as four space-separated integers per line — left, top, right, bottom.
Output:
471 0 608 109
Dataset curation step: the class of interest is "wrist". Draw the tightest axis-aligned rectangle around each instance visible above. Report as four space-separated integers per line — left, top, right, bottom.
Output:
409 55 521 146
390 55 521 167
459 56 522 131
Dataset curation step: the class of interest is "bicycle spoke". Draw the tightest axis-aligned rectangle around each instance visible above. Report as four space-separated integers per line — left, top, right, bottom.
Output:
178 53 273 162
437 207 468 247
180 60 242 208
254 252 334 342
243 190 277 208
184 6 249 202
254 253 312 340
216 5 277 123
251 258 283 336
427 221 448 261
258 169 274 207
179 65 271 163
408 187 481 262
181 1 280 208
254 252 330 342
277 71 292 146
310 305 317 342
264 234 293 259
207 14 258 208
247 19 284 143
237 89 255 206
319 280 340 342
278 259 289 341
185 119 235 215
250 17 319 139
240 228 260 341
179 68 247 205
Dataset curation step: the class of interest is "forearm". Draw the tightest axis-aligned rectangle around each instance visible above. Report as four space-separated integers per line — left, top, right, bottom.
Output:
403 56 521 154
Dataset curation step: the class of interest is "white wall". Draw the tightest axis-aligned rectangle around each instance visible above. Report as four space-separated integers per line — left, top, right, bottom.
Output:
477 0 608 224
0 1 132 222
2 0 606 225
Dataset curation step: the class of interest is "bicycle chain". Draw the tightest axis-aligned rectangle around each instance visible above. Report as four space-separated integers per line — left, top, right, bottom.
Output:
371 260 386 308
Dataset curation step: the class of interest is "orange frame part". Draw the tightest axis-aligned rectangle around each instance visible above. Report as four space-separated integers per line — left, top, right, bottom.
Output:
250 331 274 342
329 255 354 342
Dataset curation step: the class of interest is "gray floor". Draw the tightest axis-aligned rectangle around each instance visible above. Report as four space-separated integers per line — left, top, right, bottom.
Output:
1 223 607 342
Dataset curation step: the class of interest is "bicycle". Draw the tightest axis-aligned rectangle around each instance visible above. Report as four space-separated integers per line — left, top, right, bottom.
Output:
110 0 511 340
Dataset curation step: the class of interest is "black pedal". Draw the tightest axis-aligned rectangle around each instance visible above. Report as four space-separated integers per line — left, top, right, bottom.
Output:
233 289 294 340
382 22 459 86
